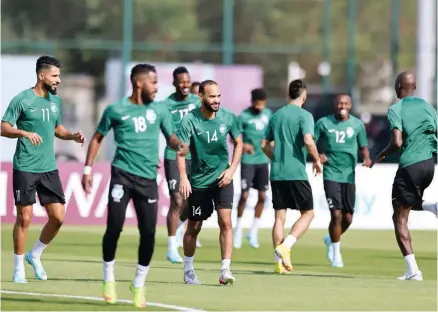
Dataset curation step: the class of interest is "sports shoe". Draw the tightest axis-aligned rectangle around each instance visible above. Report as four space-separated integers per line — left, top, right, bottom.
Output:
129 284 146 308
246 232 260 249
274 262 292 274
102 281 117 304
166 249 183 264
331 257 344 268
184 270 200 284
13 271 27 283
219 269 235 285
397 271 423 281
324 235 334 264
274 244 293 271
25 252 47 280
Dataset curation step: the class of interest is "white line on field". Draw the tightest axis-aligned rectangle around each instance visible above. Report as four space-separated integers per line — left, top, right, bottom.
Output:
1 290 205 312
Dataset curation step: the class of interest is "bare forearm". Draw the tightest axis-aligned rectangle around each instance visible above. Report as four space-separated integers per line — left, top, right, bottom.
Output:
360 147 371 161
55 126 74 140
229 141 243 172
262 143 274 160
177 154 188 179
85 138 102 167
167 134 183 151
305 141 320 163
1 123 25 138
375 142 399 163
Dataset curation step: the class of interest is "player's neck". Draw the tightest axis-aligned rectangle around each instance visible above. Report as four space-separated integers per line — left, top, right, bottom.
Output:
335 114 349 121
288 100 303 107
200 105 216 120
129 93 152 105
174 92 188 101
32 84 49 98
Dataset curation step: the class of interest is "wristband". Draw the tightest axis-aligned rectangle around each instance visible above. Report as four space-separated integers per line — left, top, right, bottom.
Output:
83 166 92 175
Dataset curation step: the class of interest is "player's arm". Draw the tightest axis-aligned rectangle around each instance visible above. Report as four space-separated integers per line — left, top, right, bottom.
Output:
261 115 275 160
372 108 403 167
176 117 192 199
313 119 328 164
357 122 372 167
55 125 86 145
301 113 322 175
160 108 188 155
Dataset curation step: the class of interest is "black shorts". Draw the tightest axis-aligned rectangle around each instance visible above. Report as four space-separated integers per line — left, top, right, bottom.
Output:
188 182 234 221
164 159 191 195
271 180 313 211
241 163 270 192
13 169 65 206
392 158 435 210
323 180 356 214
109 166 158 205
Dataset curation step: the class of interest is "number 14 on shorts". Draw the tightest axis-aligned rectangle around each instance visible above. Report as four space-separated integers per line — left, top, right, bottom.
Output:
192 206 202 216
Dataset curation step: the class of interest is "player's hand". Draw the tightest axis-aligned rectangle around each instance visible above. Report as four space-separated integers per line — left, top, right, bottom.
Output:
313 161 323 176
23 131 43 146
179 176 192 200
243 143 255 154
177 142 189 157
72 131 86 146
319 154 328 164
362 158 372 168
81 174 93 194
218 168 233 188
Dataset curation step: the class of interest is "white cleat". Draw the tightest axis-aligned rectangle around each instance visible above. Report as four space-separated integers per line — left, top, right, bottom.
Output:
184 270 200 284
219 269 235 285
324 235 334 263
331 257 344 268
397 271 423 281
233 229 242 249
246 232 260 249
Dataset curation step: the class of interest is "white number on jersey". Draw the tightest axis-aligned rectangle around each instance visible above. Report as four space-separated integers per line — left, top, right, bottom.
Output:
41 108 50 122
192 206 202 216
132 116 147 133
178 108 189 120
331 130 346 143
206 130 218 143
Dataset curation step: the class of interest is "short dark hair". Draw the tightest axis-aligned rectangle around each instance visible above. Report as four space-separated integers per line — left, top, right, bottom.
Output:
334 93 351 102
288 79 307 100
173 66 189 81
191 81 200 87
36 56 61 73
251 88 267 102
130 64 156 84
199 80 218 94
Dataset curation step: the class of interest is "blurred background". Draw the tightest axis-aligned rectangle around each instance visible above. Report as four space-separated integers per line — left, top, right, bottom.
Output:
1 0 437 164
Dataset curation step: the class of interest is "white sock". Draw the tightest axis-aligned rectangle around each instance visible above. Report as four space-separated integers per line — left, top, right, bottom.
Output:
184 256 194 272
14 254 25 273
168 236 177 251
221 259 231 271
103 260 115 282
250 217 261 236
422 201 437 213
176 220 185 231
332 242 341 260
283 235 297 250
133 264 150 288
404 254 420 274
274 252 281 264
235 217 243 232
30 240 47 259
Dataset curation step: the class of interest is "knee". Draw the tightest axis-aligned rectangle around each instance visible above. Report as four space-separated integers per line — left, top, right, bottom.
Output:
16 211 32 229
342 213 353 225
330 210 342 223
258 191 266 203
49 213 64 228
219 217 233 232
171 193 184 212
302 209 315 221
186 221 202 236
239 191 249 203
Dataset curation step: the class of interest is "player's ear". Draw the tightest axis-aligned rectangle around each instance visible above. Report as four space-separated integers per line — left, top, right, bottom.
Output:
37 71 44 81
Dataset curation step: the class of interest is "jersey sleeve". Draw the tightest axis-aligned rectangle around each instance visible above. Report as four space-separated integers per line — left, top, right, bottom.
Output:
264 115 275 141
388 107 402 131
2 97 23 126
357 121 368 148
159 107 174 140
177 115 192 145
96 106 113 136
300 112 315 137
229 113 243 140
314 119 323 143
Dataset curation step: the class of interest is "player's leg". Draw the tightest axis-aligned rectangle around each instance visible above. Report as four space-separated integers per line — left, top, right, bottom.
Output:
234 164 254 248
164 159 185 263
323 180 343 266
183 188 210 284
215 182 235 285
102 167 132 303
247 164 269 248
130 183 159 308
270 181 290 274
275 181 314 272
12 170 39 283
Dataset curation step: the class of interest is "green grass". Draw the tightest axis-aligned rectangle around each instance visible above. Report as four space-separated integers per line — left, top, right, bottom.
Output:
1 224 437 311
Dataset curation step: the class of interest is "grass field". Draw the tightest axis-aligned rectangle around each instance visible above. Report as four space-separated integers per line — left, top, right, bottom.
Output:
1 224 437 311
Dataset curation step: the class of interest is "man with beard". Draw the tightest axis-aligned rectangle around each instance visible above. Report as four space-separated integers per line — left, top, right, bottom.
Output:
162 67 202 264
178 80 243 285
314 94 371 268
81 64 189 307
234 88 272 249
1 56 86 283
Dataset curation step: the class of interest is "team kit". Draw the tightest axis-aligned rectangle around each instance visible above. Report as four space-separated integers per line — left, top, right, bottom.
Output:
1 56 437 308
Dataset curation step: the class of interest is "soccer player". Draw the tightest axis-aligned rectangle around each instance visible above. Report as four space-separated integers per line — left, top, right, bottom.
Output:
191 81 200 95
1 56 86 283
372 71 437 281
81 64 188 307
314 94 371 268
177 80 243 285
234 88 272 249
261 79 322 274
162 67 202 263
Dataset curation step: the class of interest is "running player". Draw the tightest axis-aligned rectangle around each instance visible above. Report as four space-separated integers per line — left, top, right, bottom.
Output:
81 64 188 307
372 71 437 281
234 88 272 249
178 80 243 285
1 56 86 283
262 79 322 274
162 67 202 264
191 81 200 94
314 94 371 268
